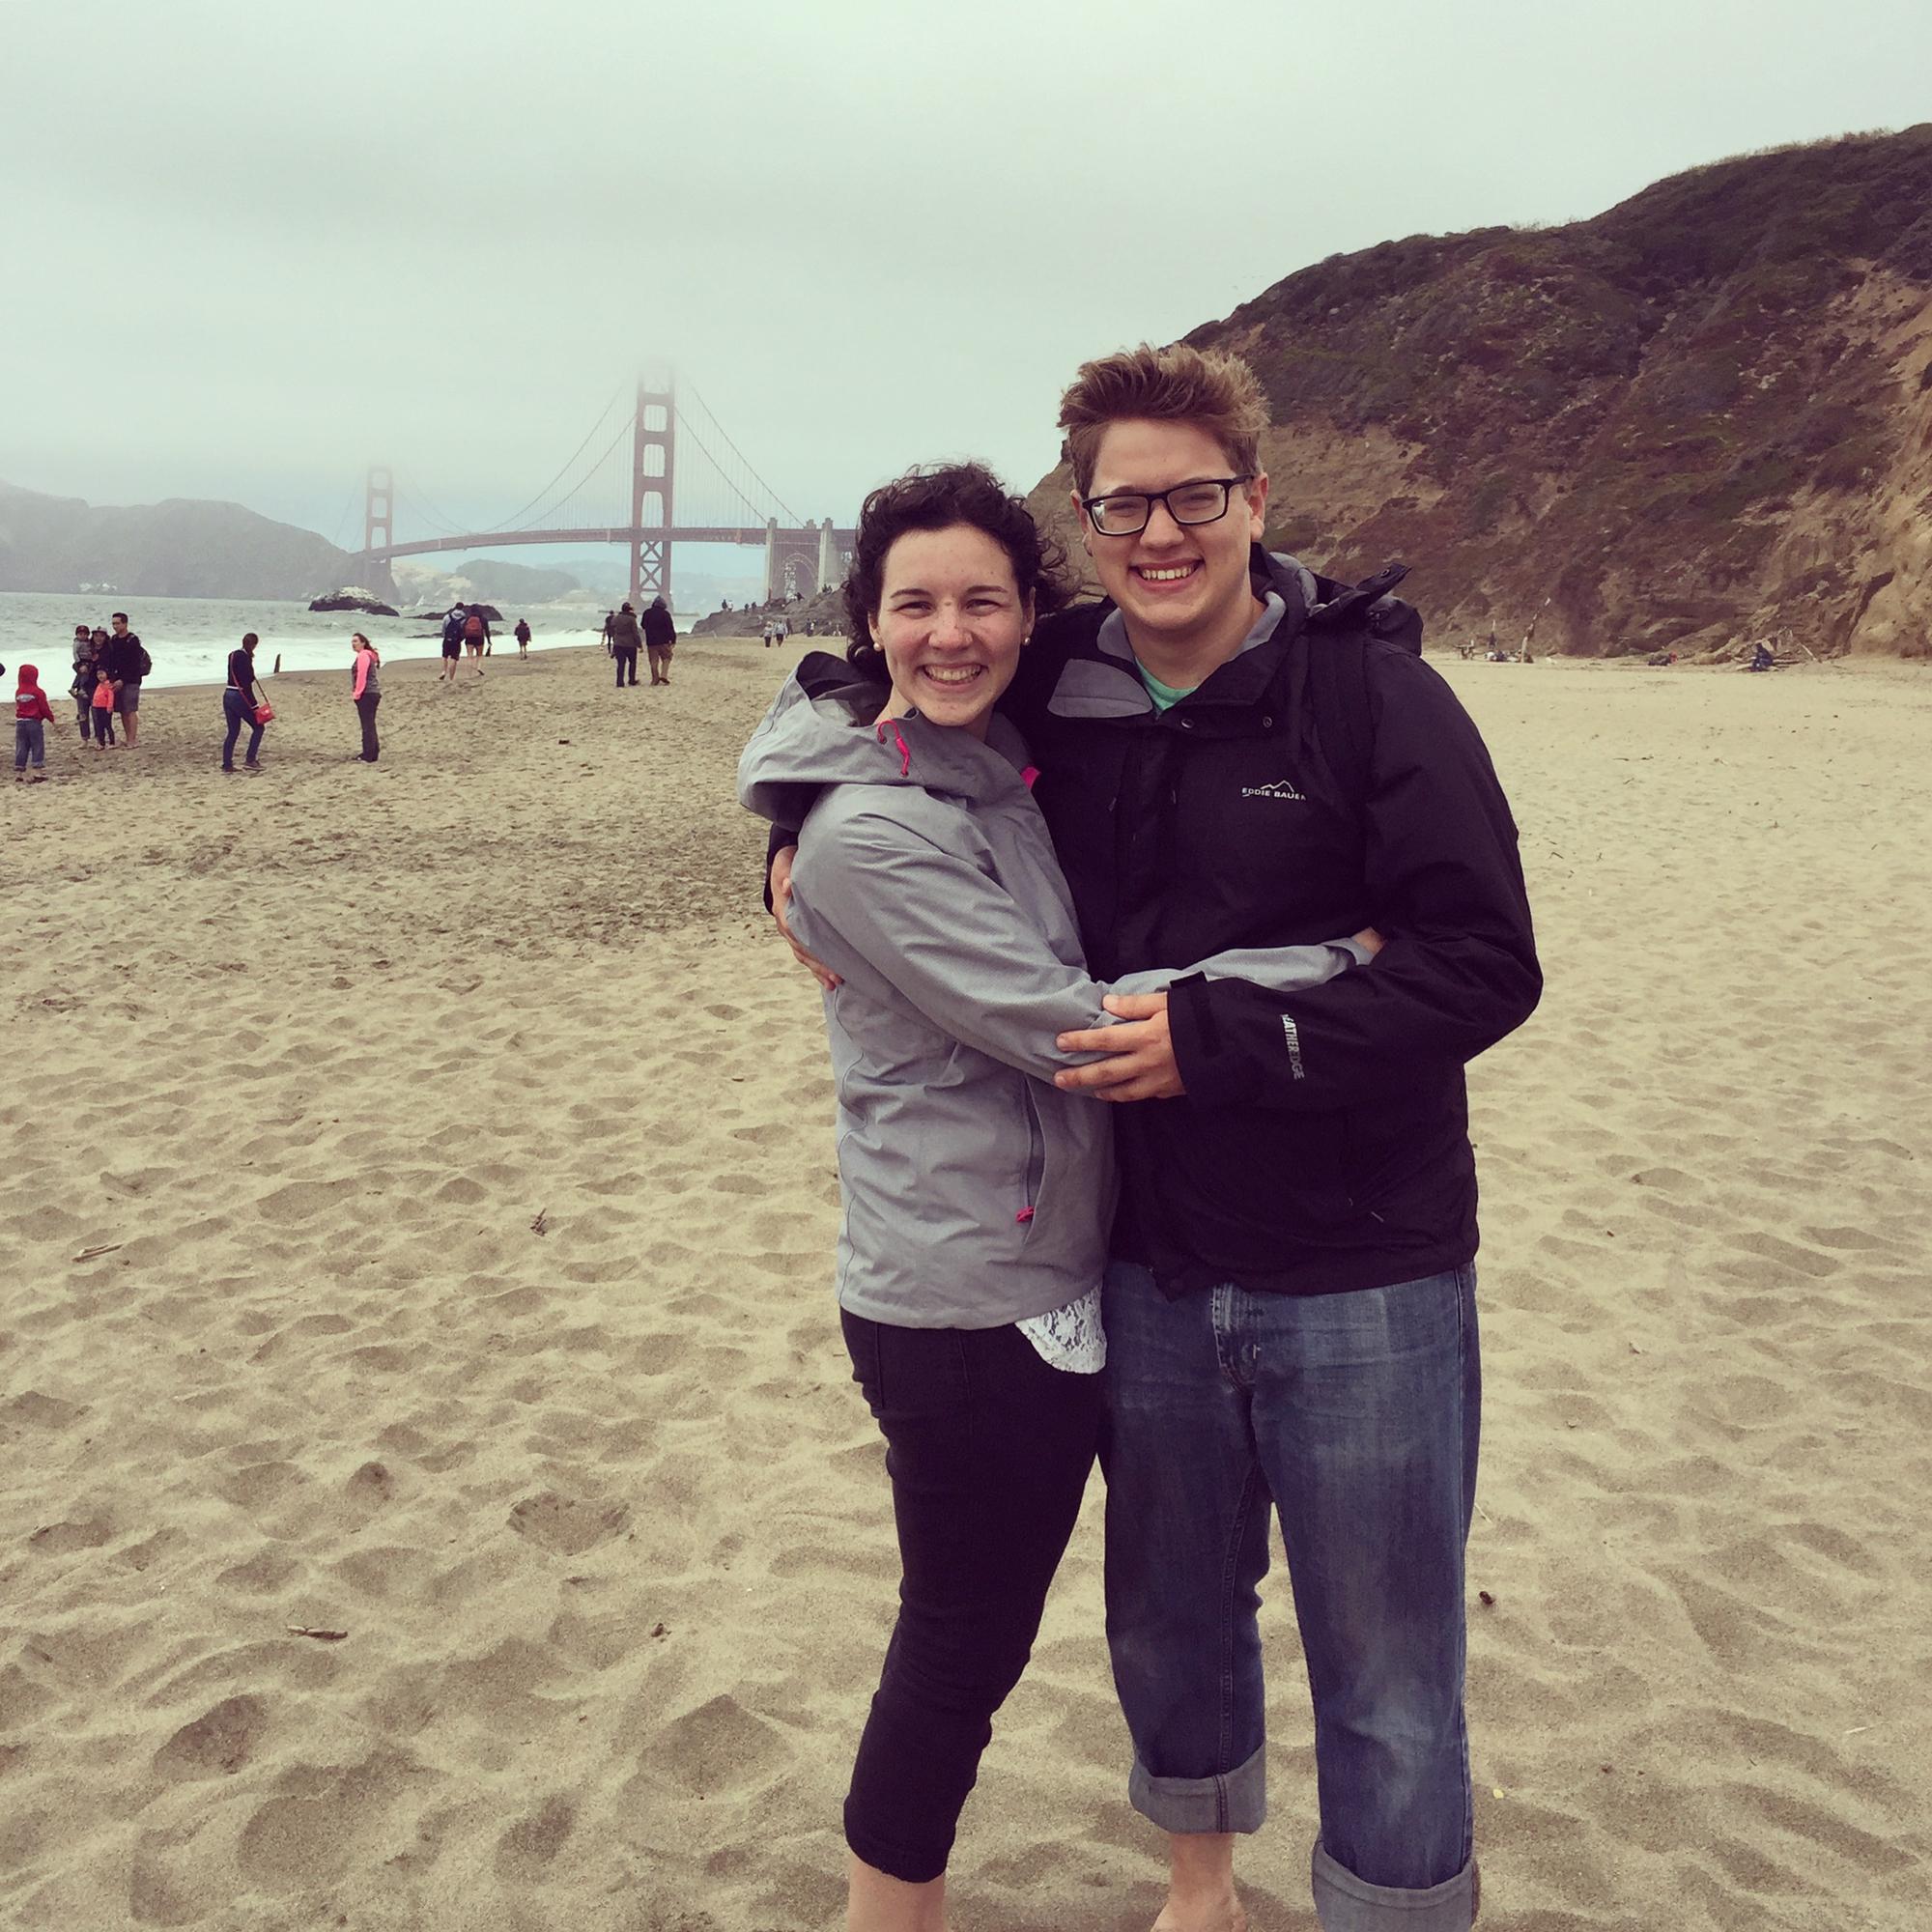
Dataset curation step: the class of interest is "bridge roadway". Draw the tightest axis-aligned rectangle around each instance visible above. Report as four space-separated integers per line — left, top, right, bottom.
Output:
362 526 854 565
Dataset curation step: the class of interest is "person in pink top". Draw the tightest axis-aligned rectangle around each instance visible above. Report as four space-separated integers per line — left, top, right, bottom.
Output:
14 664 57 781
350 633 383 762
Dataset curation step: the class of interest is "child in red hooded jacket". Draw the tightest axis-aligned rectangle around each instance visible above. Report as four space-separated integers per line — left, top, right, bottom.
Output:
14 665 56 782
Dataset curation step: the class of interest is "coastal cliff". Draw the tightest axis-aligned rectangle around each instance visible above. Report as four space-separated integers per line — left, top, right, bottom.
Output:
1030 127 1932 659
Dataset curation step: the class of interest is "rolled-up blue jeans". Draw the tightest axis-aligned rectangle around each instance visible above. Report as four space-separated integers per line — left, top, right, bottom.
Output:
1101 1259 1480 1932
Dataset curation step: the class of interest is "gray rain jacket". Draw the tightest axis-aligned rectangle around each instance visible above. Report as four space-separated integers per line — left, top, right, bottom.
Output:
738 656 1367 1330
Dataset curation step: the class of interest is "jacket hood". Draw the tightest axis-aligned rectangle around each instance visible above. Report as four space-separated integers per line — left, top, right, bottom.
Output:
739 650 1035 825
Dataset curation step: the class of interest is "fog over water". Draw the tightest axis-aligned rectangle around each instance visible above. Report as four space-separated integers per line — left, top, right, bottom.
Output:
7 1 1930 559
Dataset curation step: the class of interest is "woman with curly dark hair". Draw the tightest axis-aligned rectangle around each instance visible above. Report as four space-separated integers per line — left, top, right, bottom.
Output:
740 463 1369 1931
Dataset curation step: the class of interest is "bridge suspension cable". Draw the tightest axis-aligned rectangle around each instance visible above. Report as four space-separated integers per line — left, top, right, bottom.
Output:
490 385 628 534
679 385 802 526
502 407 634 533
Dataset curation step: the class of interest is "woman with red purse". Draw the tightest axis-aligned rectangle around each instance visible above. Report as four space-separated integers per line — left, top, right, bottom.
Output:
221 632 269 773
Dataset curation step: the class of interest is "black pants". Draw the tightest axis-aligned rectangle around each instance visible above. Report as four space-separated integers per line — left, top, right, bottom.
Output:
221 688 264 768
77 698 94 742
355 692 381 760
614 643 639 686
838 1311 1101 1883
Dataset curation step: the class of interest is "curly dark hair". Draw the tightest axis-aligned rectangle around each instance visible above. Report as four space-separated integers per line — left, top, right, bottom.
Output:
842 462 1074 681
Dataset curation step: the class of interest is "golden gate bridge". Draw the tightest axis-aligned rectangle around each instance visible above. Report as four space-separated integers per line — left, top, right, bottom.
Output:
355 379 853 609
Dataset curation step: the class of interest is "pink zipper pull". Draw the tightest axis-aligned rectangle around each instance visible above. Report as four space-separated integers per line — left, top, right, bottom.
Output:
1015 1207 1035 1224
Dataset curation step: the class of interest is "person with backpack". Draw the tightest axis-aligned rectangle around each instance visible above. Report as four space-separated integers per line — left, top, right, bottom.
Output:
440 606 468 684
101 612 150 747
462 606 490 674
220 631 269 773
513 616 532 660
768 344 1539 1932
608 602 642 687
641 594 677 686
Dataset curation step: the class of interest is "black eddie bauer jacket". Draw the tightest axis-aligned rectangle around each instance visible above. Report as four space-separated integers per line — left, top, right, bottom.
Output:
1000 546 1541 1300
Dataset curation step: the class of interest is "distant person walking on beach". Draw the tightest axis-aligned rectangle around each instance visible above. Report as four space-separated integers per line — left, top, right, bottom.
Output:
101 613 149 747
221 632 268 773
350 632 383 761
762 616 778 649
463 606 490 674
642 595 677 686
514 617 532 660
609 602 642 687
601 611 617 655
440 606 467 685
14 664 55 781
71 625 99 744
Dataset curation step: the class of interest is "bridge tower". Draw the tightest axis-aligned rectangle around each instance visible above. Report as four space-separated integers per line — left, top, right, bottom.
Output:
358 467 397 598
629 377 675 609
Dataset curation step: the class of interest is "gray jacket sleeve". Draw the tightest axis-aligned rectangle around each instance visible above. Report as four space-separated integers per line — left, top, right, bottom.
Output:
1112 940 1373 999
794 808 1118 1080
794 809 1360 1081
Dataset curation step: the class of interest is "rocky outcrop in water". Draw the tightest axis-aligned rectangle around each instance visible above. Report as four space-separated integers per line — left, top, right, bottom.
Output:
309 588 400 616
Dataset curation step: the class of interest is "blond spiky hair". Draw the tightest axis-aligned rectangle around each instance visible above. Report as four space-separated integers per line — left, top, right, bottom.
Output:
1058 342 1269 496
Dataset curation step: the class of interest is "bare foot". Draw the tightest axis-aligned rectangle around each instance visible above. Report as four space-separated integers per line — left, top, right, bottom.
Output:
1151 1892 1245 1932
1153 1833 1245 1932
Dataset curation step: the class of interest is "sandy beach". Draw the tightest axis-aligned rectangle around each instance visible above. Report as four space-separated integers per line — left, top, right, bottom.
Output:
2 638 1928 1931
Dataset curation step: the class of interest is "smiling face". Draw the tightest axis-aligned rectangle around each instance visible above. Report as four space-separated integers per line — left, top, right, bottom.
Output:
870 524 1032 740
1075 418 1268 658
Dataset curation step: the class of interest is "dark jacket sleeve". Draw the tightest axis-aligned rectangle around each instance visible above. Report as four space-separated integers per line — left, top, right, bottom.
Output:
761 815 804 912
1167 649 1540 1109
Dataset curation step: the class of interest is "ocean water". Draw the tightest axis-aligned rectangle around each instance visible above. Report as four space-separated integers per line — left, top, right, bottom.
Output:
0 592 702 692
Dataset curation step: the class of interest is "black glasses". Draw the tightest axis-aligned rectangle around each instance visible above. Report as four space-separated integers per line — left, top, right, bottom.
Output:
1080 475 1252 537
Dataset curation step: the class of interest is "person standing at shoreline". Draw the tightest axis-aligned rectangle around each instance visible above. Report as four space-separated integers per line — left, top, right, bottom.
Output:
514 617 531 660
101 612 149 747
350 632 383 762
14 664 55 781
221 632 268 773
70 625 99 745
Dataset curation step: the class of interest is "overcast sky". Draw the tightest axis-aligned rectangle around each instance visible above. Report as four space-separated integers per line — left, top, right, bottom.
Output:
7 0 1929 571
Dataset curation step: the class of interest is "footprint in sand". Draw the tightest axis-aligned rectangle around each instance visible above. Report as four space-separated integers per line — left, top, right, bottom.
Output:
507 1491 631 1556
655 1693 786 1797
28 1514 113 1554
215 1548 301 1595
153 1693 270 1780
494 1794 578 1883
4 1391 87 1431
343 1461 397 1515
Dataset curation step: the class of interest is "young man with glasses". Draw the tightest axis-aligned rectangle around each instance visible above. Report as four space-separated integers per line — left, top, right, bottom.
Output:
1015 343 1538 1932
771 342 1537 1932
